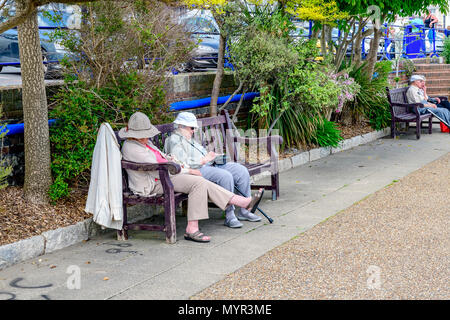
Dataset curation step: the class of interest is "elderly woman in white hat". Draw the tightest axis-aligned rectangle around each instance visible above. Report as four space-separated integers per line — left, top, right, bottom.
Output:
119 112 264 243
407 75 450 127
164 112 262 229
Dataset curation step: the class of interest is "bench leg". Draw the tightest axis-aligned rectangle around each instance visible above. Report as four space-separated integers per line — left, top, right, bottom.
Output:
271 172 279 200
416 120 421 139
391 120 396 138
181 200 188 217
429 117 433 134
117 204 128 240
164 195 177 244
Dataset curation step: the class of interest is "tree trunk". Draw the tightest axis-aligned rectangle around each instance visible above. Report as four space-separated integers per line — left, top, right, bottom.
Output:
363 27 382 79
320 25 327 57
17 2 52 204
352 18 364 67
209 33 225 116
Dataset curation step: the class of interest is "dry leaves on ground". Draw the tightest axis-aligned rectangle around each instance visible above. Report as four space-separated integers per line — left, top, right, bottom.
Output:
0 187 90 246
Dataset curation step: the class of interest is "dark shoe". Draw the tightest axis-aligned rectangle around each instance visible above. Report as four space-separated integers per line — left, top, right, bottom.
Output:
184 231 210 243
246 189 264 213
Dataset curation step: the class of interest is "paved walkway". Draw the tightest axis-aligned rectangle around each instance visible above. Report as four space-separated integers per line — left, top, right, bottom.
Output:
1 128 450 300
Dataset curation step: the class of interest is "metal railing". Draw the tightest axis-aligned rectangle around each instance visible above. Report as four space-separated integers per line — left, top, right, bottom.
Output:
291 22 448 61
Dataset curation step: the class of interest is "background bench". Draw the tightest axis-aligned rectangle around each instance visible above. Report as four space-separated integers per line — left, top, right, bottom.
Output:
386 86 433 139
116 109 283 243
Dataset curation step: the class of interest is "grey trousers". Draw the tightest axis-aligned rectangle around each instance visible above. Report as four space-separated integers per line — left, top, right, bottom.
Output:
200 162 251 219
153 174 234 222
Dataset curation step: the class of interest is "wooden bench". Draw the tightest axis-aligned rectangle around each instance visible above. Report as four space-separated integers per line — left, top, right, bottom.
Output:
386 86 433 139
116 109 283 243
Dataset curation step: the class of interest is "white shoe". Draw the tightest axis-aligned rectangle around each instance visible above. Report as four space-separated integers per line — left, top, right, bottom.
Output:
237 212 262 222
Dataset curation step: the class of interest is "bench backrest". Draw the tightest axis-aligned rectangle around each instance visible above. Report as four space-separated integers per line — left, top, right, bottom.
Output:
115 109 237 158
386 86 410 117
115 110 236 193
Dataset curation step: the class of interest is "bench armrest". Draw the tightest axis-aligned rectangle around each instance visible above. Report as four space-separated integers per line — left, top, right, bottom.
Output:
391 102 424 115
121 160 182 175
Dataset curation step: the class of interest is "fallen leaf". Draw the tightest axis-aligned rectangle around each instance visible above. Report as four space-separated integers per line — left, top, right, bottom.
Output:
50 265 56 269
103 277 109 281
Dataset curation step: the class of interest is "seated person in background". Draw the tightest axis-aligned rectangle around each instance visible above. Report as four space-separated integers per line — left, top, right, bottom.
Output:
164 112 262 229
119 112 264 243
406 75 450 128
445 26 450 37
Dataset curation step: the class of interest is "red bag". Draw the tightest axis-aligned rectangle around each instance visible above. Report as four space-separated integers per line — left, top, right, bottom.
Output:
440 122 450 133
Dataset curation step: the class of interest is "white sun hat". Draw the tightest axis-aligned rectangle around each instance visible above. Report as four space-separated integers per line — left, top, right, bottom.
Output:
173 112 199 128
410 75 426 82
118 111 160 139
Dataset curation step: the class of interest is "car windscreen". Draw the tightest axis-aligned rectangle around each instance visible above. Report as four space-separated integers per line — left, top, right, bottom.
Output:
182 17 219 34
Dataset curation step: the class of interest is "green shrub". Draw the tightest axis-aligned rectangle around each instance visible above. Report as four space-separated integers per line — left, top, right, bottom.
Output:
48 73 172 202
0 105 12 189
344 60 392 130
443 36 450 64
311 119 343 148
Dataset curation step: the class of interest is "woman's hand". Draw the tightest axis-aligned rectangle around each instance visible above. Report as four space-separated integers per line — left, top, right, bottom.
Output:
189 169 202 176
200 151 216 165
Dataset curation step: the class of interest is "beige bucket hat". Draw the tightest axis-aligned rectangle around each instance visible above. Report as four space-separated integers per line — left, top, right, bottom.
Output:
118 112 160 139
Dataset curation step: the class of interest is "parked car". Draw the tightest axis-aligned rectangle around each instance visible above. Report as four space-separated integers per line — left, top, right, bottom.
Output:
178 11 220 72
0 4 78 78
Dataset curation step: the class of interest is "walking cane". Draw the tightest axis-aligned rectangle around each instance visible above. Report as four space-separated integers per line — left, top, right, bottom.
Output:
234 186 274 224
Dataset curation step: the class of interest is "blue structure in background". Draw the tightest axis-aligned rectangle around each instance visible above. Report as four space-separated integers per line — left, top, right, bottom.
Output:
1 119 57 136
404 24 426 59
170 92 259 111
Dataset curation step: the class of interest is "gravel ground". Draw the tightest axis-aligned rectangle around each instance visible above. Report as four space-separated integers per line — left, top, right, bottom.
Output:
192 153 450 300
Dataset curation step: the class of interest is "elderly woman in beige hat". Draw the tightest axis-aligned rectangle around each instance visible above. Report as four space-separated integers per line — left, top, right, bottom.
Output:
119 112 264 243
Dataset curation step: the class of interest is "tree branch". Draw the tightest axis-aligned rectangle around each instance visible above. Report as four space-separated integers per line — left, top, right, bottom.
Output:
0 0 128 34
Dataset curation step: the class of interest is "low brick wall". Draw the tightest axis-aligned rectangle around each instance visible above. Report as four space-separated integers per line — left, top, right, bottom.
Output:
165 71 239 103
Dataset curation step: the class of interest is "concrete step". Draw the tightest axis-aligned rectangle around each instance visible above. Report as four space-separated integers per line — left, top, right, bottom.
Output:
427 89 449 96
426 78 450 86
411 58 443 64
414 64 450 71
412 71 449 79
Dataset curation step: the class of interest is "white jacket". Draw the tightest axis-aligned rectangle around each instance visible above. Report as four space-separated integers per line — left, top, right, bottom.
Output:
85 123 123 230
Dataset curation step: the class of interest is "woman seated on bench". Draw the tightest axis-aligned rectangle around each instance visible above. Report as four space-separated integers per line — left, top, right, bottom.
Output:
164 112 262 229
119 112 264 243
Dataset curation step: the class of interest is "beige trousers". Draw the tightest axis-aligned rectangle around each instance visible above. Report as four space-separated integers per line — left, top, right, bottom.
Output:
152 174 235 221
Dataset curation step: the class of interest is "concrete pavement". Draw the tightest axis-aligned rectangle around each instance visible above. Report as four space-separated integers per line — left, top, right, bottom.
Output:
1 128 450 300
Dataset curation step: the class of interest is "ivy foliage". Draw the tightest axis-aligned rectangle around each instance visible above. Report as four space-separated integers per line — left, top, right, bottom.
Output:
443 37 450 64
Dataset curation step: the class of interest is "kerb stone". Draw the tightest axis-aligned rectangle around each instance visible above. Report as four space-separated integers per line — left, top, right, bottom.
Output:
43 222 88 254
0 235 45 270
